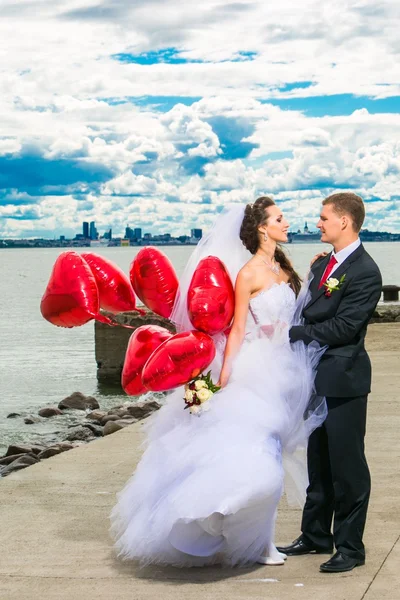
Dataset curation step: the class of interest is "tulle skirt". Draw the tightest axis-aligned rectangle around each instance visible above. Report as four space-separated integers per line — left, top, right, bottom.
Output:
110 335 326 567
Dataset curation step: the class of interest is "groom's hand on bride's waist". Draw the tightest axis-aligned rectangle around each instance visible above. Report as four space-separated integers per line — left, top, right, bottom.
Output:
289 325 313 345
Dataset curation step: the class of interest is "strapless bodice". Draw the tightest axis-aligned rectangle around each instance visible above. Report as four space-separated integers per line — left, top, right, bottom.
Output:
247 282 296 328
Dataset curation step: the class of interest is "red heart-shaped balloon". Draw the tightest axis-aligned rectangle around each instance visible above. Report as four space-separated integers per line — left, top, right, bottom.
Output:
82 252 144 314
187 256 235 335
142 330 216 392
122 325 173 396
40 251 114 327
130 247 179 318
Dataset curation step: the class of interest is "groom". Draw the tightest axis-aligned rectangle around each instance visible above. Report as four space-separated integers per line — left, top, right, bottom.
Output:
278 192 382 573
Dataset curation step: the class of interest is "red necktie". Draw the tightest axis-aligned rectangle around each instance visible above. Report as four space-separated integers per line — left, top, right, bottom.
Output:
318 255 338 289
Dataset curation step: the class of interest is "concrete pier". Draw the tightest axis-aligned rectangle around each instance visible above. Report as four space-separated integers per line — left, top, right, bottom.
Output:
0 323 399 600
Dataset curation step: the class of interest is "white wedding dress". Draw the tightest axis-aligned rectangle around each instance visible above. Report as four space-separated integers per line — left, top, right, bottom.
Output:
110 281 326 567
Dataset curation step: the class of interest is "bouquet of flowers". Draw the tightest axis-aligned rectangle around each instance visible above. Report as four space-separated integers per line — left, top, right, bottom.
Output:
184 371 220 416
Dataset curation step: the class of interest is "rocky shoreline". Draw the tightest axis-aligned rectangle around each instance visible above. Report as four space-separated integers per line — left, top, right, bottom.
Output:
0 392 161 478
371 303 400 323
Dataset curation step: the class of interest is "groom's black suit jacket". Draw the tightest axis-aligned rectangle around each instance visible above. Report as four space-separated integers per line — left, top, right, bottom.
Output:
289 244 382 398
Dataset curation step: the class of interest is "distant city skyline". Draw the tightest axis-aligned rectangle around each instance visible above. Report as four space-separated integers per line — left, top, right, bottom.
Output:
78 221 204 242
3 218 400 247
3 216 400 243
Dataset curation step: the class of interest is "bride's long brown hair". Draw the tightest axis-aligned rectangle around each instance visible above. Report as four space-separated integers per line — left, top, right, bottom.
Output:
239 196 302 296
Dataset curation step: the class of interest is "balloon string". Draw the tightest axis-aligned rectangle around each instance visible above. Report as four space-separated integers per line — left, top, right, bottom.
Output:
95 308 147 329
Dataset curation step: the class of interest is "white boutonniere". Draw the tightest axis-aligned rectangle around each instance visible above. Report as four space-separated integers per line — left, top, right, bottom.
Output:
324 274 346 297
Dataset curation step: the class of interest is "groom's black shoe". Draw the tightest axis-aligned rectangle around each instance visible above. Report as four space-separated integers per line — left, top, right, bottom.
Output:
320 551 365 573
277 536 333 556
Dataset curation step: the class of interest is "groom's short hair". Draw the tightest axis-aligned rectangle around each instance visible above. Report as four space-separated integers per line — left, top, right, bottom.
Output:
323 192 365 232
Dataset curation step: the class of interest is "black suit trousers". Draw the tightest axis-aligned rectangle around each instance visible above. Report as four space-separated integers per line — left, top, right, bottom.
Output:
301 395 370 560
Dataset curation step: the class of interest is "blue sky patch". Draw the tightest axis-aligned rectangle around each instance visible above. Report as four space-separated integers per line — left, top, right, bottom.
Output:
208 116 259 160
112 48 202 65
231 51 257 62
265 94 400 117
179 155 211 176
112 48 257 66
0 156 115 192
4 209 40 221
277 81 314 92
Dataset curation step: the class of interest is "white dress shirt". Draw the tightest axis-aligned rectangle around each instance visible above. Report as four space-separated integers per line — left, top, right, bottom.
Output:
329 238 361 276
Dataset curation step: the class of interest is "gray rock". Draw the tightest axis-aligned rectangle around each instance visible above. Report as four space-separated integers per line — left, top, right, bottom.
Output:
107 407 130 417
86 410 107 421
64 426 95 442
125 400 161 420
0 453 27 466
5 444 46 458
371 304 400 323
38 406 63 418
101 414 122 425
38 443 74 459
103 418 138 436
6 413 21 419
81 422 104 437
103 420 126 436
0 453 40 476
60 441 76 450
6 444 35 457
29 445 47 455
58 392 100 411
24 415 41 424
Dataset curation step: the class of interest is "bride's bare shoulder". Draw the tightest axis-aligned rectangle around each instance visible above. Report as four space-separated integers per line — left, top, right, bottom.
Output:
235 262 256 289
237 260 258 280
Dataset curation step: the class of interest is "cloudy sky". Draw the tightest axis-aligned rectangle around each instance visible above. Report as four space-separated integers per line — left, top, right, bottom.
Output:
1 0 400 239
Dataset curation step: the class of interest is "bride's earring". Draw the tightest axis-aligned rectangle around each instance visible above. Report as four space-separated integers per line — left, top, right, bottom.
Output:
264 232 268 242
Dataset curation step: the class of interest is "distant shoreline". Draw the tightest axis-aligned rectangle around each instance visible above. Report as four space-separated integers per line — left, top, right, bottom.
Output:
1 240 400 249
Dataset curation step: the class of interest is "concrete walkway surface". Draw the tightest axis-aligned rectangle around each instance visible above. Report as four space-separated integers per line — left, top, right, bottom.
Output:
0 323 399 600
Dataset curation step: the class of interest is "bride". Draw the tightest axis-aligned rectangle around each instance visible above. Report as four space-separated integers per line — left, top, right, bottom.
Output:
110 196 327 567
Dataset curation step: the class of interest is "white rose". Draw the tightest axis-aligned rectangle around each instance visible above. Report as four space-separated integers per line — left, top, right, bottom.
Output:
327 277 339 287
194 379 207 390
185 389 194 402
197 388 213 403
190 405 200 415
